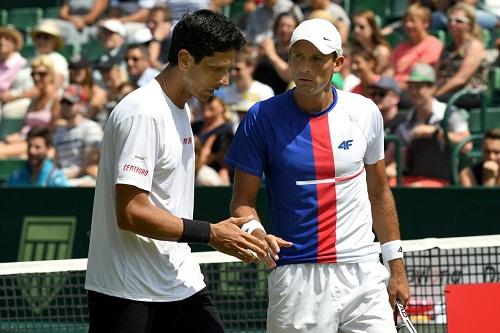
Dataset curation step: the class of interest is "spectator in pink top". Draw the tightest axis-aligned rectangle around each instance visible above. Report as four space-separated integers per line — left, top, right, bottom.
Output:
388 4 443 91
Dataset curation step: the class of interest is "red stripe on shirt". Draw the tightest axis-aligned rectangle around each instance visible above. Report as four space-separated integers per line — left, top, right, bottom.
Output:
310 116 337 263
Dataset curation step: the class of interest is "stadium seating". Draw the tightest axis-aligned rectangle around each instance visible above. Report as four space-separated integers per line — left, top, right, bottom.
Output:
450 134 483 185
0 118 24 141
0 159 26 184
43 6 61 19
0 9 7 26
7 7 43 32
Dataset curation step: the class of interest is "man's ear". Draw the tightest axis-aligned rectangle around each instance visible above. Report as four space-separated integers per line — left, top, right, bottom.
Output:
178 49 193 71
333 55 345 73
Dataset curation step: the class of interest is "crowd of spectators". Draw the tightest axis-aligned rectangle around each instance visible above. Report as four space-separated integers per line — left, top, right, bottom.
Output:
0 0 499 188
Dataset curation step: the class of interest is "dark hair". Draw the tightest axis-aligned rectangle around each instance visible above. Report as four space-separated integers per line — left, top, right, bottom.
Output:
27 126 52 146
485 128 500 140
126 43 150 58
273 12 300 35
168 9 246 65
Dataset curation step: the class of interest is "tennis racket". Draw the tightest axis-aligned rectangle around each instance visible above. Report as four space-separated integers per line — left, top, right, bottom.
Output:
395 299 418 333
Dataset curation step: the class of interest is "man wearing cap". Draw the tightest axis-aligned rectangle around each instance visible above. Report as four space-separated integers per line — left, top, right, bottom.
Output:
367 76 405 182
0 25 34 118
53 84 104 186
227 19 409 332
396 63 470 187
97 20 127 66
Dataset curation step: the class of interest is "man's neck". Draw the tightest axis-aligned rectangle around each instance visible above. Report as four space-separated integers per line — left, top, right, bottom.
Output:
293 86 334 114
156 65 190 109
67 113 83 127
236 76 253 92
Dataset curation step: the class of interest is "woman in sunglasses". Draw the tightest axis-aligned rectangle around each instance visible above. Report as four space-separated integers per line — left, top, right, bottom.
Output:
434 2 488 109
352 9 391 74
0 55 58 158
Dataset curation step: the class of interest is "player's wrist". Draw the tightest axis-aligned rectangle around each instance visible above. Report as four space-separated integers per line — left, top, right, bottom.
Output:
381 240 403 264
241 219 265 234
178 218 211 243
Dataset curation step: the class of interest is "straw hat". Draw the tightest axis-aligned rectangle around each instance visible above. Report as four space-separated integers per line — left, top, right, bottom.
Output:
30 21 64 50
0 25 24 51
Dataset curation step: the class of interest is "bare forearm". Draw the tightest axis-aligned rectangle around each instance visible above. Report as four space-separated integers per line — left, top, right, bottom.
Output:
370 186 401 243
119 9 149 23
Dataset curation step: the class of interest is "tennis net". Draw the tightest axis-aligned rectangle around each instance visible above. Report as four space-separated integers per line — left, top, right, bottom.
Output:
1 235 499 333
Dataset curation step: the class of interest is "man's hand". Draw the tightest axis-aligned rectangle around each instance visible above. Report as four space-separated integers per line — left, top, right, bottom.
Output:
387 259 410 311
252 229 293 269
209 216 270 264
412 124 438 139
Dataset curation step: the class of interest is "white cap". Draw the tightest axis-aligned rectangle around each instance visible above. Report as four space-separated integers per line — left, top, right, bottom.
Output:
100 20 126 37
132 28 153 44
290 19 342 55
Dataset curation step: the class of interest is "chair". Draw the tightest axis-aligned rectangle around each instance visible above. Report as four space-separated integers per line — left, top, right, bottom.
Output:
43 6 61 19
349 0 390 26
60 43 76 61
80 42 105 61
0 9 7 26
7 7 43 32
0 117 24 140
20 45 36 59
0 158 26 184
450 133 483 185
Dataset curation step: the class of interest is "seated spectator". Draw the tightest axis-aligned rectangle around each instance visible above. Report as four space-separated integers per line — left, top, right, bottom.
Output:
396 63 470 187
245 0 303 46
125 44 160 87
388 4 444 91
460 128 500 187
96 20 127 66
218 50 274 130
350 47 379 96
0 55 59 159
332 45 360 92
254 12 299 94
107 0 155 40
7 127 67 187
47 0 109 44
352 9 391 74
435 3 488 109
68 56 107 121
53 85 104 187
366 76 404 182
146 6 172 69
194 135 229 186
192 96 233 144
95 58 128 127
303 0 350 43
0 25 33 119
30 21 69 90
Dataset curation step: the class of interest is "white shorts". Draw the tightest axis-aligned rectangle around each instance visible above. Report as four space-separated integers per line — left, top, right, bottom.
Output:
267 261 396 333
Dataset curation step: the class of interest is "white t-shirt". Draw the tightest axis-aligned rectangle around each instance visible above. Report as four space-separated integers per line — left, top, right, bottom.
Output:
85 79 205 301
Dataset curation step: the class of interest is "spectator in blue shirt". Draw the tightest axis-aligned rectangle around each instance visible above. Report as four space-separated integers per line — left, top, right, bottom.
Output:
7 127 67 187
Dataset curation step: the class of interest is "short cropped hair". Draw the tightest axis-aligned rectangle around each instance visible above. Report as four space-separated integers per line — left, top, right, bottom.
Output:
168 10 246 65
27 126 52 146
485 128 500 140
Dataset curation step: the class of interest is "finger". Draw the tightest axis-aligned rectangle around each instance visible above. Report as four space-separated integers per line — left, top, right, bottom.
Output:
241 237 268 259
230 215 255 227
265 237 280 261
260 253 277 269
276 237 293 248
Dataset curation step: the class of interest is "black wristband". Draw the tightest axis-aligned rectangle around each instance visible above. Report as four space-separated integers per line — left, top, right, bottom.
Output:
178 218 211 244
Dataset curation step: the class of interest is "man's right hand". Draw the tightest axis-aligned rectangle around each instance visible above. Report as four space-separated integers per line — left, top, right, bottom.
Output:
209 216 270 264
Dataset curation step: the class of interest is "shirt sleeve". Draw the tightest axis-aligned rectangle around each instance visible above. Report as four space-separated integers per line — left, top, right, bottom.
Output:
225 104 267 177
448 108 470 133
115 114 160 192
363 100 385 165
83 122 104 148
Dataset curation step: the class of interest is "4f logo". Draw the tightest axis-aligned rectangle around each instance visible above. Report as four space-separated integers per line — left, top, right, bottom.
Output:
338 140 353 150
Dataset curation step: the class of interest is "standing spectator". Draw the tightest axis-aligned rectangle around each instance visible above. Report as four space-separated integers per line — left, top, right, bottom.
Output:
68 56 107 121
389 4 444 90
7 127 67 187
0 25 33 119
53 85 103 186
96 20 127 66
435 3 488 109
0 55 59 159
255 12 299 94
218 50 274 131
125 44 160 87
48 0 109 44
146 6 173 69
352 10 391 74
460 128 500 187
304 0 350 43
30 21 69 90
245 0 303 45
227 18 409 332
396 63 470 187
192 96 233 145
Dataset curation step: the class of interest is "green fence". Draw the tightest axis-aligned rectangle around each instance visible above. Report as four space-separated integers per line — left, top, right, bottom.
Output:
0 187 499 262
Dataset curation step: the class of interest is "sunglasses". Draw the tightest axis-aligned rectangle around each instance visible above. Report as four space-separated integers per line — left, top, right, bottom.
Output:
370 90 388 98
448 16 470 24
125 56 143 62
31 71 48 78
34 33 53 41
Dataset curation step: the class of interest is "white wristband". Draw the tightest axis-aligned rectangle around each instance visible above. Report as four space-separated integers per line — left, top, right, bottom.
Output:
381 240 403 263
241 219 265 234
